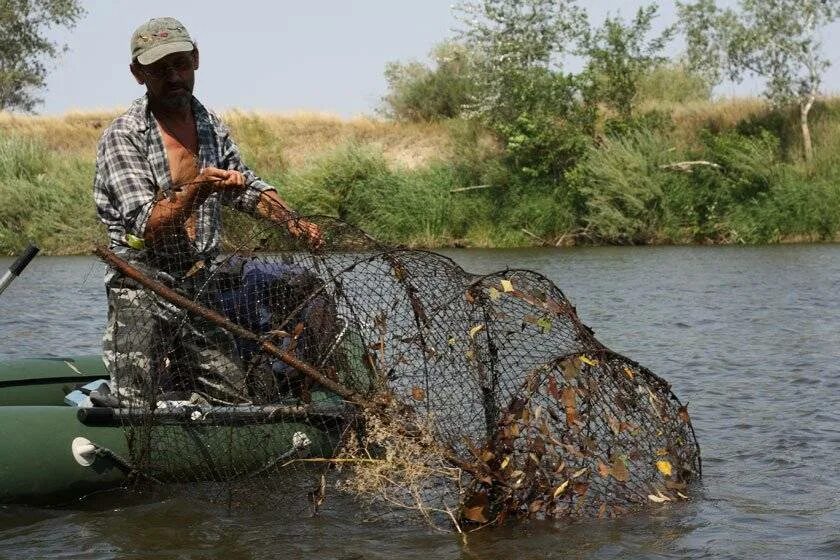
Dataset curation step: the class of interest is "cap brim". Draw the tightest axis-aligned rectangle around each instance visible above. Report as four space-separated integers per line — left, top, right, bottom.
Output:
136 41 194 65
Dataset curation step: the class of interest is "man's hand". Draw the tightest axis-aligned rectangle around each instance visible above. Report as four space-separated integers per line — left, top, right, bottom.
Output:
287 216 325 250
256 191 325 250
195 167 245 192
146 167 245 246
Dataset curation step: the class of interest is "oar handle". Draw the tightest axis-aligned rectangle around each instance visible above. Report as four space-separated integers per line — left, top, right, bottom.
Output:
9 243 39 276
0 243 40 297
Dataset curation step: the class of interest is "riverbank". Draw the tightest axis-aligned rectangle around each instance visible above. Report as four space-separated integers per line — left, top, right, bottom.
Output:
2 97 840 255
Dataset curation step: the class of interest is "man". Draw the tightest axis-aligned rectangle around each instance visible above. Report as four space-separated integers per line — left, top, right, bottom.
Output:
94 17 321 405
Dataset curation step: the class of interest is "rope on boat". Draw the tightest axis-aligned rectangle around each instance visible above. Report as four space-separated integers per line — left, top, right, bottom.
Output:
73 437 164 485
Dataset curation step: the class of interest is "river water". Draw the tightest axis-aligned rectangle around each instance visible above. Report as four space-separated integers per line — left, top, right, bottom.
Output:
0 245 838 559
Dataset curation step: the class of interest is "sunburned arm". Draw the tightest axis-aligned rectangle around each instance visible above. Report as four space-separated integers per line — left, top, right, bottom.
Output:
255 189 297 222
256 190 324 250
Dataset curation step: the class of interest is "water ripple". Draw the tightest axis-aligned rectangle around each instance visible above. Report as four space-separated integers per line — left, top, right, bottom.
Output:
0 245 838 559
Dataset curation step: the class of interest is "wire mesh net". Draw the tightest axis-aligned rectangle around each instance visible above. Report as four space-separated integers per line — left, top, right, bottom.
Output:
95 210 700 526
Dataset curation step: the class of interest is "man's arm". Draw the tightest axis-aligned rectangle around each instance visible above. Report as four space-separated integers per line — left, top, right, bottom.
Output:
212 114 324 249
94 126 157 244
144 167 243 246
255 190 325 249
254 189 296 222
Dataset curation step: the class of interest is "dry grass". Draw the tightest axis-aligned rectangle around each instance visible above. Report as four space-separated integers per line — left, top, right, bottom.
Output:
5 95 834 170
642 97 771 150
335 407 466 532
0 110 118 155
667 97 769 131
0 109 455 171
224 111 453 170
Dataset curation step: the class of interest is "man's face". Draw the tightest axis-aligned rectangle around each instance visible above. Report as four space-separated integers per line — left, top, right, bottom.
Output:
131 50 198 110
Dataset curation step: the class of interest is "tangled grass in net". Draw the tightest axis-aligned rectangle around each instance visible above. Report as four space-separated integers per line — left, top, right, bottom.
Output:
335 407 467 532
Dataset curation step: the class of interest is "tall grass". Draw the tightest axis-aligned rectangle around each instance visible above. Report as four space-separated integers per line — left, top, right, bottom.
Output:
0 136 102 255
564 122 840 245
567 130 674 243
2 97 840 255
278 143 497 246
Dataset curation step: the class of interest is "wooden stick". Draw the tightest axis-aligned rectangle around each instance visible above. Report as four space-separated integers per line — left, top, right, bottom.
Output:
659 160 721 173
521 228 550 246
450 185 492 193
94 245 366 405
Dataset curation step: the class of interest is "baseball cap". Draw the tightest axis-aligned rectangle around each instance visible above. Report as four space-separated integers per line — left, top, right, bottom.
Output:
130 17 195 65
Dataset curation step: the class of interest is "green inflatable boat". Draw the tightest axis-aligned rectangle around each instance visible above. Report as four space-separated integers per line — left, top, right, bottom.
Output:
0 355 355 504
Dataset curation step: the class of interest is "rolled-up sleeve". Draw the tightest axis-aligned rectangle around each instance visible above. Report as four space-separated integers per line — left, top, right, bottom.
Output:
94 126 157 240
216 120 275 213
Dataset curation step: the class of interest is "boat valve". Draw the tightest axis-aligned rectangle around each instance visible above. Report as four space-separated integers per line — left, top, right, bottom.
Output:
71 437 98 467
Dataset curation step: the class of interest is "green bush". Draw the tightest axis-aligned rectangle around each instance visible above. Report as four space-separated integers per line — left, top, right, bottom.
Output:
566 129 674 243
276 142 494 246
602 108 674 138
444 119 507 188
734 106 800 161
701 130 778 202
381 41 477 122
564 125 837 245
726 172 840 243
279 143 389 219
658 130 781 242
496 108 593 184
636 64 711 104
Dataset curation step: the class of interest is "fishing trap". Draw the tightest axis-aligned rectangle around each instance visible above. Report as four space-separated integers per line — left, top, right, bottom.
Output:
92 210 700 527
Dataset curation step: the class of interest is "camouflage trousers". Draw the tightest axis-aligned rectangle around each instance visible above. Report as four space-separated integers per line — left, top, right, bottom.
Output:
102 283 249 407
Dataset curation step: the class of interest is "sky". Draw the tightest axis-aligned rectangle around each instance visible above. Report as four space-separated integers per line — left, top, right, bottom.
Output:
37 0 840 117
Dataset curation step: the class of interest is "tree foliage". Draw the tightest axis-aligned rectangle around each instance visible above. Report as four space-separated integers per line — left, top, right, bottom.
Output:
381 41 477 122
0 0 85 112
579 6 675 119
678 0 840 160
454 0 586 124
450 1 683 180
450 0 593 181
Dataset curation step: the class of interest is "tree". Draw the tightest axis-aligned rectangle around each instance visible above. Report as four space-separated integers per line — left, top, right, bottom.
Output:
454 0 587 123
0 0 85 112
452 0 593 181
579 5 675 119
381 41 477 122
678 0 840 162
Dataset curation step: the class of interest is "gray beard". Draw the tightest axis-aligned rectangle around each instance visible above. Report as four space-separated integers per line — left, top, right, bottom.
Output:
159 93 191 110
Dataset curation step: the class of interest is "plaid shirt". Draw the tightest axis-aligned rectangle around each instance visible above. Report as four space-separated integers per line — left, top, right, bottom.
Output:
94 95 274 279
